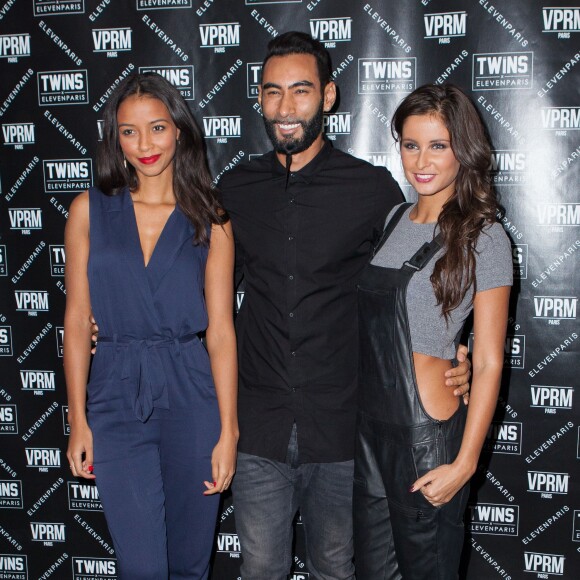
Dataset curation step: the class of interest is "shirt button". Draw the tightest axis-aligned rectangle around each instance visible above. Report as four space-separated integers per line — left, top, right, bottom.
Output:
291 351 296 356
290 198 295 203
288 274 294 280
289 312 294 318
288 235 294 241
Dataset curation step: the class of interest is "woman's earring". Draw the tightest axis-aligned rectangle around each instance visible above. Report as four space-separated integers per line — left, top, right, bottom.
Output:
123 157 127 169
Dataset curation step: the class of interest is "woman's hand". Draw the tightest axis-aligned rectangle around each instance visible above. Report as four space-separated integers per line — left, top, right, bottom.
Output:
203 434 237 495
446 344 471 403
409 461 474 507
66 420 96 480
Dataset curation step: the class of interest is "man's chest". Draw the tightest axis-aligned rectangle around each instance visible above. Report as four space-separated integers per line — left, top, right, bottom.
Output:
232 188 377 268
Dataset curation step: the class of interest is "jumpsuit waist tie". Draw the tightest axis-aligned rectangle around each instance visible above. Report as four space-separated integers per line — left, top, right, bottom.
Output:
98 333 201 422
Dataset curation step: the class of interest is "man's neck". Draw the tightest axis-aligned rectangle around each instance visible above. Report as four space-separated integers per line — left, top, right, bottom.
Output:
275 134 325 172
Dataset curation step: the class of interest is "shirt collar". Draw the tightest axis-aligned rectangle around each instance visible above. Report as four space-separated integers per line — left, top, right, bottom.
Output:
270 140 333 184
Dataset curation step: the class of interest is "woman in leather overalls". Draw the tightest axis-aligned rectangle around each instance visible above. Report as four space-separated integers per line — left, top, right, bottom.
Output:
64 73 238 579
353 84 512 579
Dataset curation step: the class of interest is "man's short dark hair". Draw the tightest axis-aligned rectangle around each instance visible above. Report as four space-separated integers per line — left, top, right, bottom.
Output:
262 31 333 88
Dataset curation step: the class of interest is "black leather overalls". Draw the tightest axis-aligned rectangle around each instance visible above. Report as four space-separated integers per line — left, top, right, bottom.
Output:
353 203 469 580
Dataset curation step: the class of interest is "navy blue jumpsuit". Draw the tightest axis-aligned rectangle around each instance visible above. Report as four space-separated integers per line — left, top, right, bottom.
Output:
86 187 220 579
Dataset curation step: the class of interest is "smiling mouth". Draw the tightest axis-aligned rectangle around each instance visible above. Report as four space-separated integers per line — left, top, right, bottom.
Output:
138 155 161 164
414 174 436 182
276 122 302 133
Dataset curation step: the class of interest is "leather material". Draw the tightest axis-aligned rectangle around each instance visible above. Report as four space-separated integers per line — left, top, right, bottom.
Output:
354 205 469 579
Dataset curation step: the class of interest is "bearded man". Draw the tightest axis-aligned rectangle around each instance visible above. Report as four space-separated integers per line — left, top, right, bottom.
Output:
220 31 471 580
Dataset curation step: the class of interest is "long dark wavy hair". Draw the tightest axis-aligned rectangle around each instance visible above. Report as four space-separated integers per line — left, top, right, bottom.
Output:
97 72 226 245
391 83 498 320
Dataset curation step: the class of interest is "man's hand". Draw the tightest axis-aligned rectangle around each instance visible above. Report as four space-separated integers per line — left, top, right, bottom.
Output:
89 314 99 355
446 344 471 403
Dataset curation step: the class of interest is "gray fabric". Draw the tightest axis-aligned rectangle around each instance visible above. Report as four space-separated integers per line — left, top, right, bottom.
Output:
371 203 513 359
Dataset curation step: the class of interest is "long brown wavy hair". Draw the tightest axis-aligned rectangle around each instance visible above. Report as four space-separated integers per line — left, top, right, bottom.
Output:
391 83 498 320
97 73 227 245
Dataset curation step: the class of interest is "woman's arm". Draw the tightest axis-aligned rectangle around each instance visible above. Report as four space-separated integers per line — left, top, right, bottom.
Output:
63 191 95 480
411 285 510 505
203 220 238 495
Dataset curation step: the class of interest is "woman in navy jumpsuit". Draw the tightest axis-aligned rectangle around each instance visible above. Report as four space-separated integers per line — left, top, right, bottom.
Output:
64 73 238 579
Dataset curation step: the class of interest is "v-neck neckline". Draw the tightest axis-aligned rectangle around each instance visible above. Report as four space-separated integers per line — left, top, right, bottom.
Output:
129 194 177 269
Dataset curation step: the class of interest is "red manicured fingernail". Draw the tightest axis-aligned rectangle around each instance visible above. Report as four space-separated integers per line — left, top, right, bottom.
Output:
88 466 94 473
213 481 217 487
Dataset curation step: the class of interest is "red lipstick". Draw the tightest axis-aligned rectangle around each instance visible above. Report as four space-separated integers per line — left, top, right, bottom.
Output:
137 154 161 165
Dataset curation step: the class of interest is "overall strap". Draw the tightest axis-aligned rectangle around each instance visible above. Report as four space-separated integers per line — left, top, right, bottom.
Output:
372 202 413 257
402 232 444 273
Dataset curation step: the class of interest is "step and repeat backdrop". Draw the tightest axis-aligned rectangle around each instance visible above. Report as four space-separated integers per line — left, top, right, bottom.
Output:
1 0 579 578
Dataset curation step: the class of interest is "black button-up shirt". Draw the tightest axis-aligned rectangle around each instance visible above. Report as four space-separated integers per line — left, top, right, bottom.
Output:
221 142 403 463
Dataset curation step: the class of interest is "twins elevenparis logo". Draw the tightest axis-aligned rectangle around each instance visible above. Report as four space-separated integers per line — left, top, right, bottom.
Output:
0 326 13 356
490 150 527 185
358 58 416 94
483 421 522 454
0 404 18 433
0 246 7 276
139 66 194 100
468 502 519 536
0 554 28 578
472 52 533 90
33 0 86 16
37 70 89 105
43 159 93 193
0 480 23 508
72 557 117 579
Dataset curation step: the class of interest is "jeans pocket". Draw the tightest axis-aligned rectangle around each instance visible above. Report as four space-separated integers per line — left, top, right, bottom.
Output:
353 475 367 489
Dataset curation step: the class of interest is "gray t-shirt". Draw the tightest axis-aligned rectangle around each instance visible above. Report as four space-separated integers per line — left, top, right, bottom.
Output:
371 203 513 359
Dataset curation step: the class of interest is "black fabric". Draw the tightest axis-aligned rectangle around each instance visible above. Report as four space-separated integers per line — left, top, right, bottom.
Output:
220 142 403 463
354 212 468 578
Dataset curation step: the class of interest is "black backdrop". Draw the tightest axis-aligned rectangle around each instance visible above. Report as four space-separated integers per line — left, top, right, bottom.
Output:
0 1 579 578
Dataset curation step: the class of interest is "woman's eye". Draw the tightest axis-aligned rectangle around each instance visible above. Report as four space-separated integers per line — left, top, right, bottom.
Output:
121 129 134 136
153 125 165 132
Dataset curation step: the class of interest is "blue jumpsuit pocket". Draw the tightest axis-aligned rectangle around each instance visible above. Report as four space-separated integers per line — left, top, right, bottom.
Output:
179 341 217 405
182 341 211 375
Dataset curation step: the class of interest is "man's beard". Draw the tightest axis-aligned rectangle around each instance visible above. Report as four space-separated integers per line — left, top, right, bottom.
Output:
263 100 324 155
